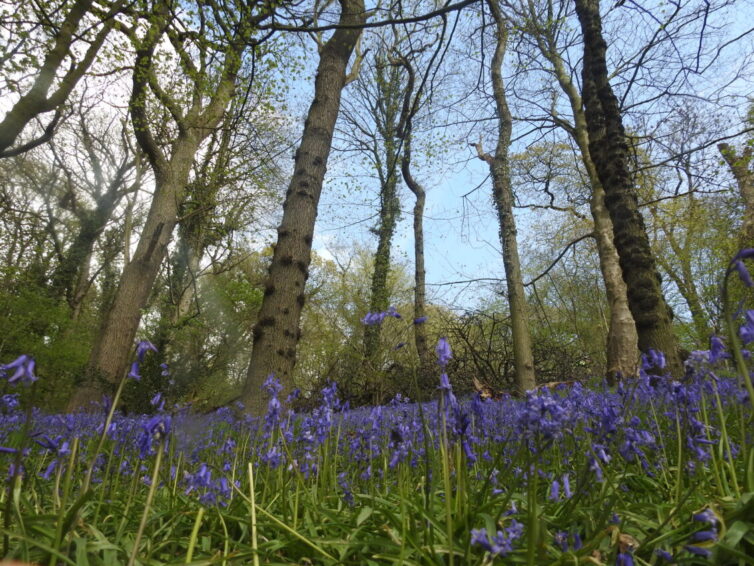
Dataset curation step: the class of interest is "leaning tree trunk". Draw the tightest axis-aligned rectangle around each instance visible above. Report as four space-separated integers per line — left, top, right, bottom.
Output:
574 0 682 376
67 150 197 409
0 0 121 157
477 0 536 394
542 44 638 381
241 0 366 415
67 5 243 409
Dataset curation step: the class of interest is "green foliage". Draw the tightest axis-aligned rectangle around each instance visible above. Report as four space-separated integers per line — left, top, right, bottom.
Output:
0 269 93 409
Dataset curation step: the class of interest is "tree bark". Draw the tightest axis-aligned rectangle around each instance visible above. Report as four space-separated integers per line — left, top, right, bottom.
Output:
574 0 682 376
364 61 402 366
50 158 136 312
535 28 638 381
394 54 432 394
476 0 536 394
0 0 120 157
718 142 754 248
67 2 244 409
241 0 366 415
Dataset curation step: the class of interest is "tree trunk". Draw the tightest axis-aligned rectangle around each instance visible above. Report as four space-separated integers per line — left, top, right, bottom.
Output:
50 163 134 310
478 0 536 394
364 62 402 365
67 3 243 409
241 0 365 415
574 0 682 376
0 0 119 157
541 41 639 381
67 150 195 409
394 54 432 395
718 142 754 248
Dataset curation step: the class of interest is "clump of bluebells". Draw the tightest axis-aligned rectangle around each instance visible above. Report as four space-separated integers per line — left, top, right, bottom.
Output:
0 255 752 564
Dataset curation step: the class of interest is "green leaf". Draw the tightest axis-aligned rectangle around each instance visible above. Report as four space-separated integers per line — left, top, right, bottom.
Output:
356 506 373 526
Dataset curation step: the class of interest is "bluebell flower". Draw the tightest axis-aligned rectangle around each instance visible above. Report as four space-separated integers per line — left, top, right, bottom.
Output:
127 361 141 380
733 259 754 287
471 521 522 557
684 545 712 558
739 310 754 345
692 508 717 525
413 316 428 324
555 531 568 552
436 338 452 368
562 473 572 498
709 336 728 364
655 549 674 562
615 552 634 566
549 479 560 501
1 355 38 385
691 530 717 543
135 340 158 362
641 349 666 372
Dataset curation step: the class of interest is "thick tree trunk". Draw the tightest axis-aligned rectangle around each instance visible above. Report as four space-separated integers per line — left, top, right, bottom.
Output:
67 151 195 409
574 0 682 376
479 0 536 394
241 0 365 415
67 3 243 408
543 44 639 381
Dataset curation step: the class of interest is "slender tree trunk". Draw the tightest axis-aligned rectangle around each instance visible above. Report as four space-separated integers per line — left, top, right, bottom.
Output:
542 43 639 381
401 129 432 391
574 0 682 376
477 0 536 394
393 54 432 394
50 165 134 310
718 142 754 248
241 0 365 415
364 64 402 364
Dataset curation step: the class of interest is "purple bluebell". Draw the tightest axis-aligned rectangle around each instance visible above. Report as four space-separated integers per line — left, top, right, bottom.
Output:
641 349 666 372
135 340 158 362
471 521 523 557
549 479 560 501
1 355 38 385
562 474 572 498
692 508 717 525
413 316 428 324
709 336 728 364
655 549 674 562
733 259 754 287
435 337 452 368
684 545 712 558
127 362 141 380
739 310 754 345
615 552 634 566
